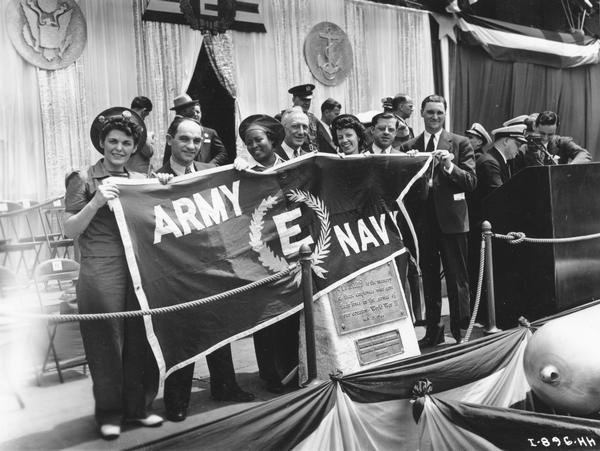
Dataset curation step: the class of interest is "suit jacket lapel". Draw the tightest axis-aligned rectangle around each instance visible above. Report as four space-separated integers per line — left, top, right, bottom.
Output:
275 145 289 161
490 147 509 181
438 130 452 152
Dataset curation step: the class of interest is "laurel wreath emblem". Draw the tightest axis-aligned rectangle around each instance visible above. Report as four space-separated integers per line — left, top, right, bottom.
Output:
248 190 331 284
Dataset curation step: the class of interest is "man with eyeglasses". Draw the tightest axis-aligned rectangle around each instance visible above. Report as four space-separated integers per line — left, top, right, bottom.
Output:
400 94 477 347
274 107 311 161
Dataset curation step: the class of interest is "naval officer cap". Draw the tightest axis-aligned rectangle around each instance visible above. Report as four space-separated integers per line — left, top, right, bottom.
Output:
502 114 530 127
465 123 492 146
288 84 315 99
492 124 528 144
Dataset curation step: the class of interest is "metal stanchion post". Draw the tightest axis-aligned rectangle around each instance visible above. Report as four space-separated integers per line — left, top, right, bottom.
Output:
300 244 317 383
482 221 501 334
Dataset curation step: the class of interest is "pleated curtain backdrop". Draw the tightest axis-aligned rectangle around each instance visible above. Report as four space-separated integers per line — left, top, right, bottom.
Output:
231 0 435 137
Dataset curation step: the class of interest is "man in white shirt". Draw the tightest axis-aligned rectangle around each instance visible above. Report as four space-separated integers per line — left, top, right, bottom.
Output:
363 112 404 154
400 94 477 347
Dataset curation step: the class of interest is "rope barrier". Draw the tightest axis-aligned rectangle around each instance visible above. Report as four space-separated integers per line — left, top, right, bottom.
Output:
463 235 486 343
493 231 600 245
0 264 297 323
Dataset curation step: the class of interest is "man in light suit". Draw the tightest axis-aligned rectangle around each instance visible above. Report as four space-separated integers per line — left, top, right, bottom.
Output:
156 116 254 422
316 98 341 154
400 94 477 346
162 94 230 166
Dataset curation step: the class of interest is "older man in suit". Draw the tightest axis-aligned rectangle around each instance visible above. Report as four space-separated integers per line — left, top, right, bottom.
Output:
162 94 230 166
400 94 477 346
275 107 311 161
156 116 254 422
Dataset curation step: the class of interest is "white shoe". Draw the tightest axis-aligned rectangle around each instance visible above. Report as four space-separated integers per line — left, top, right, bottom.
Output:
127 414 164 427
99 424 121 439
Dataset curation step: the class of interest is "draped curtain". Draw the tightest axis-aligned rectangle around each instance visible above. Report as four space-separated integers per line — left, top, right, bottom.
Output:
451 42 600 160
1 3 46 201
231 0 435 138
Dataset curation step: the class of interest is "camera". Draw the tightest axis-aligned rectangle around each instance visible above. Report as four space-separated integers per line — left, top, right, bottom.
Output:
526 133 543 146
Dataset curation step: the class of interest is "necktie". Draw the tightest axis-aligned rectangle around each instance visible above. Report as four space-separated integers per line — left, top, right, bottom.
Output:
184 166 192 174
293 149 299 158
426 134 436 153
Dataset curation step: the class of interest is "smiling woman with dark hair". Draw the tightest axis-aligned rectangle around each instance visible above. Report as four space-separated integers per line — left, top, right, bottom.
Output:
331 114 366 155
64 107 163 439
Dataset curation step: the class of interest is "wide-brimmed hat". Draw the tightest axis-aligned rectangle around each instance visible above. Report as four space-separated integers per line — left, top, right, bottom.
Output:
465 122 492 146
239 114 285 147
170 94 199 111
89 107 147 153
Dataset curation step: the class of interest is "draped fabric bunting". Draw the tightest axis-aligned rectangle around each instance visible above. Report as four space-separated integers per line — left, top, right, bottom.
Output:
231 0 435 138
419 397 600 451
125 300 600 451
126 324 533 450
112 154 430 381
436 14 600 69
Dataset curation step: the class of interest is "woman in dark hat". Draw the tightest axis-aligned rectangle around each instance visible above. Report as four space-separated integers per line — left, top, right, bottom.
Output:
64 107 163 439
331 114 367 155
235 114 286 171
234 114 299 394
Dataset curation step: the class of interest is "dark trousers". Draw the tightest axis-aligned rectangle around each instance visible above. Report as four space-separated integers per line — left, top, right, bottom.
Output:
253 313 299 387
77 256 157 426
163 344 237 412
418 210 471 341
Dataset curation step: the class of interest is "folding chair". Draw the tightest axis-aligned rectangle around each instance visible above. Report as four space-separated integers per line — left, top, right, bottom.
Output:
0 201 45 276
38 197 75 261
33 258 87 383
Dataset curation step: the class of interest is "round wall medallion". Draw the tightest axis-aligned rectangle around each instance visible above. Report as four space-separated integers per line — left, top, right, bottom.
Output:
304 22 353 87
6 0 87 70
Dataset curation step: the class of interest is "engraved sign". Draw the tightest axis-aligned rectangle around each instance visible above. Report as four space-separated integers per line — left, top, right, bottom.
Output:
355 329 404 365
304 22 353 87
6 0 87 70
329 261 408 335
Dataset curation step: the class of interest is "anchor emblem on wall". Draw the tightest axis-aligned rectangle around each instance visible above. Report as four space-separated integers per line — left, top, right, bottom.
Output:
304 22 353 87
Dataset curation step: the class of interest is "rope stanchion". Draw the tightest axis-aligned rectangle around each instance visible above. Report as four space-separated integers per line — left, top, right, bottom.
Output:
0 264 298 323
463 232 485 342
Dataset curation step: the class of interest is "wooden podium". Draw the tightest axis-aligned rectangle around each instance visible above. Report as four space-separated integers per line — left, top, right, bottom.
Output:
482 163 600 329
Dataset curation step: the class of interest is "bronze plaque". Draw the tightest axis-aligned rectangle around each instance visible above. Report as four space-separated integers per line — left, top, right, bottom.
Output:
329 261 408 335
355 329 404 365
7 0 87 70
303 22 353 87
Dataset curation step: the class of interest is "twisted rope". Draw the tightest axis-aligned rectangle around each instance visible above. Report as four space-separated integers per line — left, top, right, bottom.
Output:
463 234 486 343
0 265 297 323
493 231 600 245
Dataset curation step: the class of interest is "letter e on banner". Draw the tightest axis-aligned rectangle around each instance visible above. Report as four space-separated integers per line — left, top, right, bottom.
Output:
272 208 314 256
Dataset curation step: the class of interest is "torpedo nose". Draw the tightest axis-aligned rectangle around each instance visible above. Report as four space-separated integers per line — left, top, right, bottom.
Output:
540 365 560 385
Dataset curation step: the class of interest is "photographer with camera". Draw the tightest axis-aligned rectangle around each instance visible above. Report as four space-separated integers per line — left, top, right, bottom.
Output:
521 111 591 167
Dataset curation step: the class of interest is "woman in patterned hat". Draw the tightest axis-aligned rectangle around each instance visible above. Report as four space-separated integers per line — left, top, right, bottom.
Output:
64 107 164 439
235 114 286 171
331 114 367 155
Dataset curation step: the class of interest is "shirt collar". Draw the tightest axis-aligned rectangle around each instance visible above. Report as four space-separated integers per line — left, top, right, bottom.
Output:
372 143 392 154
90 159 130 179
424 129 443 146
169 158 194 176
252 153 285 170
281 141 300 159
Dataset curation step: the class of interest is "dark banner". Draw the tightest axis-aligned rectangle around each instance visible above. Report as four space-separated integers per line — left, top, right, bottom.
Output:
112 153 430 377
